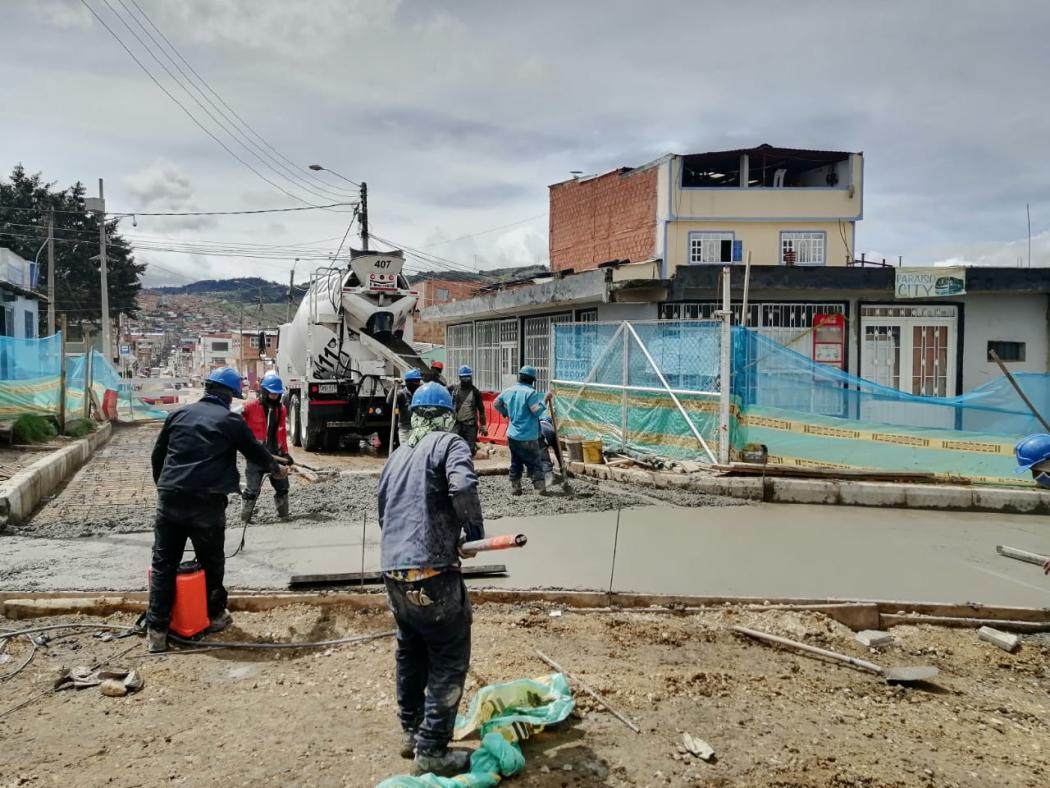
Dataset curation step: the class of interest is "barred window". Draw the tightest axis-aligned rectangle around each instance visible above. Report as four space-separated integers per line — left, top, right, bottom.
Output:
780 231 826 266
688 231 735 264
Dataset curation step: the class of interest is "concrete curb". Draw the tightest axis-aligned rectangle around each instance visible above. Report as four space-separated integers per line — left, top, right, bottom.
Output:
568 461 1050 515
0 421 113 529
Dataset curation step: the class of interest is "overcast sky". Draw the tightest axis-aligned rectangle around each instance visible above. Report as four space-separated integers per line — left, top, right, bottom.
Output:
4 0 1050 286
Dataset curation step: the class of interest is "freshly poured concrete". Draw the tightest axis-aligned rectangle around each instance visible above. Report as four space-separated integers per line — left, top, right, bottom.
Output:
2 503 1050 607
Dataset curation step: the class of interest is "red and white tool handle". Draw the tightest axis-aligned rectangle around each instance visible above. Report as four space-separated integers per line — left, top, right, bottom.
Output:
460 534 528 553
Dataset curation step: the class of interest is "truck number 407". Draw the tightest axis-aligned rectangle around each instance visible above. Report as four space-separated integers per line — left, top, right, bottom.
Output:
374 259 391 269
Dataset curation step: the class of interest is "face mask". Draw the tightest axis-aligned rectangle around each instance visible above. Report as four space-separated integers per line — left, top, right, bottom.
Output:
461 377 472 386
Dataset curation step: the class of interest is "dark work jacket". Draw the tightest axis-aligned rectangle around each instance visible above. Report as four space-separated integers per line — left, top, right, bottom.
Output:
449 384 486 427
152 395 277 495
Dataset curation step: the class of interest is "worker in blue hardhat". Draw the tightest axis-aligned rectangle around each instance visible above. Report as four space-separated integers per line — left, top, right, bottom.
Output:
377 380 484 775
146 367 288 652
448 365 487 455
494 365 547 495
239 372 293 524
1015 433 1050 577
394 368 425 449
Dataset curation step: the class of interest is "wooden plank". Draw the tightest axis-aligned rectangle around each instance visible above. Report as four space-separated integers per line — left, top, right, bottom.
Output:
996 544 1049 567
714 463 948 483
882 614 1050 633
288 564 508 588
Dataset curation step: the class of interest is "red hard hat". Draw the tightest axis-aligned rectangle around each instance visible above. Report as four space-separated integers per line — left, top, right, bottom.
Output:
432 361 444 369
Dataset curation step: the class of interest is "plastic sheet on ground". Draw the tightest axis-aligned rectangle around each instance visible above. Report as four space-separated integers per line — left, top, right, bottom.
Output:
376 673 574 788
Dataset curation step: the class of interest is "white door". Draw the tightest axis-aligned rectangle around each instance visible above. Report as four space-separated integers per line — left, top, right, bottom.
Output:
860 305 958 427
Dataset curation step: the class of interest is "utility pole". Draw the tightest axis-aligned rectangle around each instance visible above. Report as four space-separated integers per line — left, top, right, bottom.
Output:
359 182 369 250
1027 203 1032 268
288 258 298 322
86 179 112 363
47 210 56 336
239 301 245 373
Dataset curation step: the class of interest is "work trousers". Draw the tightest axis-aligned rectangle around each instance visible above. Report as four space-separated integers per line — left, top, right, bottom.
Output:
145 491 229 632
453 421 479 455
242 460 290 500
508 438 545 483
384 571 472 754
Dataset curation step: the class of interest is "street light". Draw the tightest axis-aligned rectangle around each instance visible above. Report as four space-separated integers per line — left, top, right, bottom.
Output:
308 164 368 251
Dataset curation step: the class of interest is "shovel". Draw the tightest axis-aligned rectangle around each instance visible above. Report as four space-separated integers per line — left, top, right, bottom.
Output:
546 400 573 494
732 626 939 685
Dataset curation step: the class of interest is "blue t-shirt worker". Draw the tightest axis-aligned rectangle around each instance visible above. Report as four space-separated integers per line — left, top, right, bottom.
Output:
493 365 548 495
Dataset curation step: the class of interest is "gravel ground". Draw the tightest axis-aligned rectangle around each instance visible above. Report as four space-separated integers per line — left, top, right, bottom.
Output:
16 471 743 539
2 604 1048 787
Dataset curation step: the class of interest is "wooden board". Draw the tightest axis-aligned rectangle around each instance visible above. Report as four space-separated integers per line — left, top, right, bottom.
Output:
713 463 952 483
288 564 509 588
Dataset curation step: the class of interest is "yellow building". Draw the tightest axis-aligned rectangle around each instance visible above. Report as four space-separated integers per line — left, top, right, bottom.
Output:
549 144 863 277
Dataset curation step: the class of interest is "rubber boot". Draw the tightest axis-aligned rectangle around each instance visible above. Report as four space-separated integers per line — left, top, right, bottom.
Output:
400 729 418 759
275 494 290 520
510 478 522 497
544 472 554 487
206 609 233 634
532 477 547 495
146 628 167 653
240 497 257 524
414 748 471 777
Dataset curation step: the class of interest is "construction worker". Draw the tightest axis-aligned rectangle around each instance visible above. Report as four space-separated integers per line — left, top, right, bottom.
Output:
146 367 288 653
240 372 293 523
395 369 424 448
428 361 447 386
494 365 547 495
1014 434 1050 576
378 381 484 776
448 365 487 455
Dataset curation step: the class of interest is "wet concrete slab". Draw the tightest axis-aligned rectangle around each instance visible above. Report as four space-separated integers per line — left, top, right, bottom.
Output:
2 503 1050 607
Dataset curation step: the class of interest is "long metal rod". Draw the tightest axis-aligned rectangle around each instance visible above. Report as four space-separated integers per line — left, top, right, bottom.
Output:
607 507 621 598
624 322 716 463
620 328 628 450
535 649 640 733
718 267 732 465
360 515 367 590
989 349 1050 431
551 379 720 398
996 544 1050 567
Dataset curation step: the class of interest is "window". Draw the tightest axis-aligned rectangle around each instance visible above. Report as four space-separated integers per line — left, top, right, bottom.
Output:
249 336 258 349
988 341 1026 362
24 311 35 338
780 231 826 266
211 341 229 352
435 287 450 302
575 308 598 322
688 232 738 264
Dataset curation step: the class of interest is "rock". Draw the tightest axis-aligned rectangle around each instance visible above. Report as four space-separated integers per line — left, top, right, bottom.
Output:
100 679 128 697
682 733 715 762
985 717 1006 734
124 670 145 692
978 626 1020 653
855 630 893 649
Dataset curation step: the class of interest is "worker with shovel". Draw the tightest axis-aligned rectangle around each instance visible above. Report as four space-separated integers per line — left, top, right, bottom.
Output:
494 365 547 496
240 372 293 523
146 367 288 653
1015 434 1050 576
378 381 484 776
448 365 487 455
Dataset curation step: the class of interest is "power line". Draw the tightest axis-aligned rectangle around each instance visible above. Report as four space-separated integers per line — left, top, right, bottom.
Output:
0 201 353 217
122 0 357 200
79 0 340 210
111 0 355 204
419 213 548 249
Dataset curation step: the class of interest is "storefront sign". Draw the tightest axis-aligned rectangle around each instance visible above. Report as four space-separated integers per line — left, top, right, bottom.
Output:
895 267 966 299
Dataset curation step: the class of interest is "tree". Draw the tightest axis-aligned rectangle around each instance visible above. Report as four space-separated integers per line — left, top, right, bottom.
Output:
0 164 146 335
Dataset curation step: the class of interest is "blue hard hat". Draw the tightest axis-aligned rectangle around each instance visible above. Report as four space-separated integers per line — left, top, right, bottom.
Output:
458 365 473 377
410 381 453 412
519 365 538 379
260 373 284 395
404 369 423 382
207 367 244 399
1015 433 1050 472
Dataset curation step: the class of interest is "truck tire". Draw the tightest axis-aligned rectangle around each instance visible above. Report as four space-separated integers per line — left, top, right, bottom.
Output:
288 394 302 447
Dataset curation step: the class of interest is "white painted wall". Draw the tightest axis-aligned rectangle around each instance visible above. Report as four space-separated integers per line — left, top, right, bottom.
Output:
959 293 1049 390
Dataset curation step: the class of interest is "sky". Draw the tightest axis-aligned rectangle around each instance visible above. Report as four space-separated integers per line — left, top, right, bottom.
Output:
3 0 1050 286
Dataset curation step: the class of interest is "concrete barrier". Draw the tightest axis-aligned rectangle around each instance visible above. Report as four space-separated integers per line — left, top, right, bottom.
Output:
567 460 1050 514
0 421 113 529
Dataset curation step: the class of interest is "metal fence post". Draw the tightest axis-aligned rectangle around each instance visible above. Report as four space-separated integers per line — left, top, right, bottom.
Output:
58 316 67 433
718 267 732 465
621 324 628 450
82 330 93 420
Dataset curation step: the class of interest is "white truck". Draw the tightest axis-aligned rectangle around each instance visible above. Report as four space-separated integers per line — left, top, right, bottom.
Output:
276 249 426 452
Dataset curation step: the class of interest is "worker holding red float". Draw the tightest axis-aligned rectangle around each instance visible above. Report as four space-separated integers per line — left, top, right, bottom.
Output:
378 381 484 776
145 367 288 653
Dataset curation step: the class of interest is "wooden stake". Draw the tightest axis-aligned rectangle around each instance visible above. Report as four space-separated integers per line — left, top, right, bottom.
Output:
535 649 640 733
989 349 1050 431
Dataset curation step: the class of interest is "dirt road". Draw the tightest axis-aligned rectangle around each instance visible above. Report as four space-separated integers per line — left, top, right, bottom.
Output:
2 604 1048 787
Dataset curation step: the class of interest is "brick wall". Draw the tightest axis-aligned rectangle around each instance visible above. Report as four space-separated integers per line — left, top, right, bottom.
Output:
412 278 482 345
549 167 658 272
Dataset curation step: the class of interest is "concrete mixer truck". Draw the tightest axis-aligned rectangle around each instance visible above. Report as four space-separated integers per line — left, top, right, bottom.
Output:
275 249 427 452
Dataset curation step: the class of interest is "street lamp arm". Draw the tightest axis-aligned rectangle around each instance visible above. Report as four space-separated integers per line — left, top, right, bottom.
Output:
307 164 361 188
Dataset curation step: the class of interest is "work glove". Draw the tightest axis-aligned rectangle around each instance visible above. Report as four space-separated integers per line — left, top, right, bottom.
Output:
282 452 295 466
479 425 488 436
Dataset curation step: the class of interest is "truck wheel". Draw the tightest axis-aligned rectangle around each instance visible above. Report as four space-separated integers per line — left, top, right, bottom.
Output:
288 394 302 447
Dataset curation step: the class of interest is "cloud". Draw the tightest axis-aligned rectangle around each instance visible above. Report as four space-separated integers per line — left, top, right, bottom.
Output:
122 159 194 209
